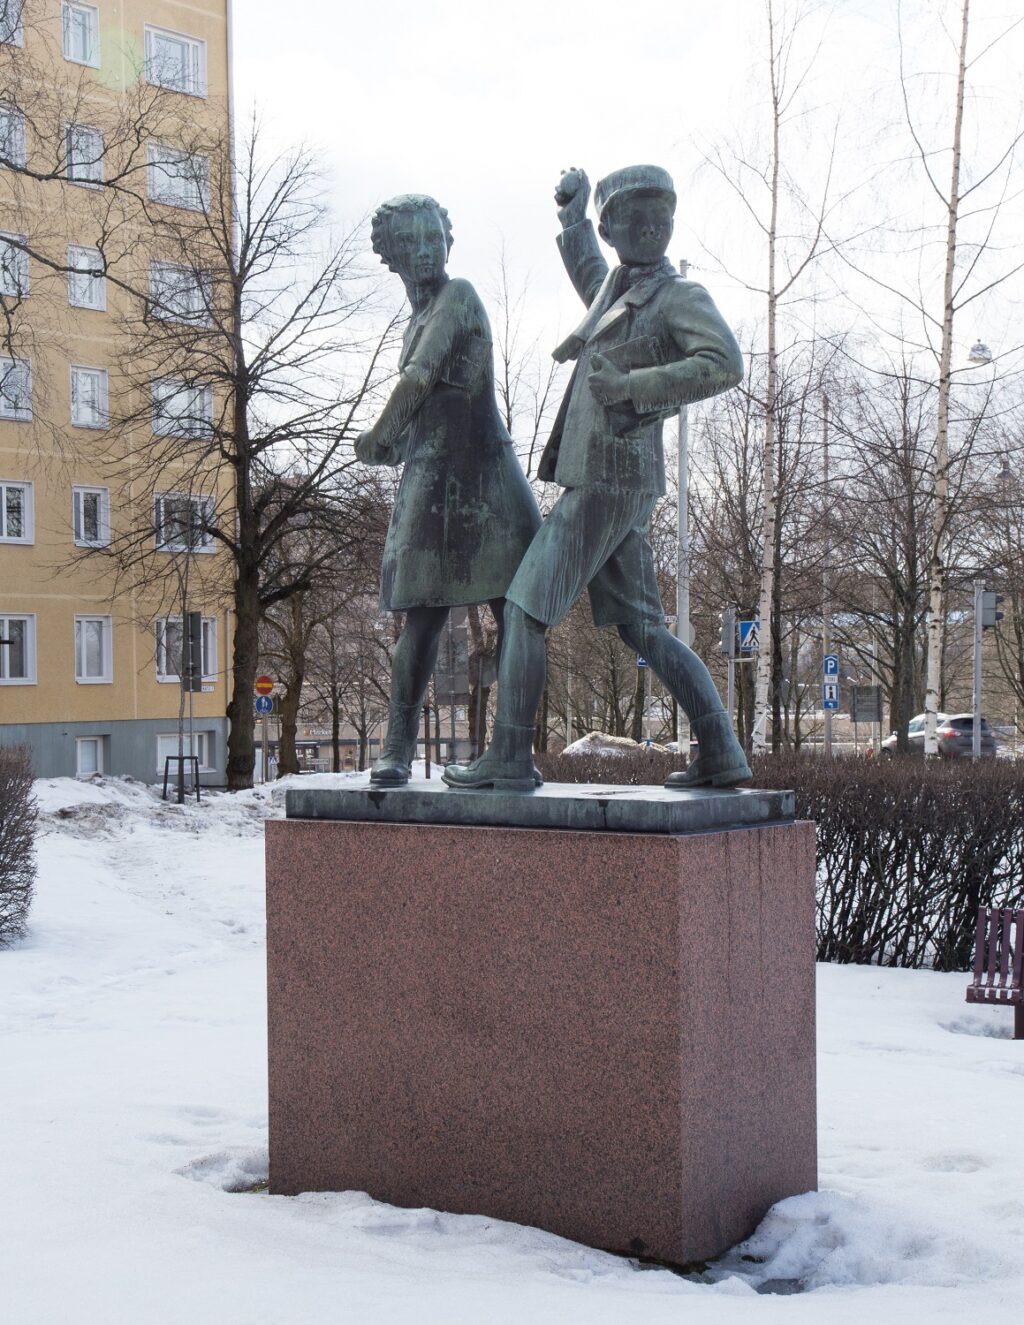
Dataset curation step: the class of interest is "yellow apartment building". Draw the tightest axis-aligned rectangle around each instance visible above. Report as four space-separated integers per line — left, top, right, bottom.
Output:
0 0 234 782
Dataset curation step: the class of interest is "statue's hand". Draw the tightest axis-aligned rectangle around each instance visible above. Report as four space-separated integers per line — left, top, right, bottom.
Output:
554 168 590 229
355 429 387 465
588 354 630 405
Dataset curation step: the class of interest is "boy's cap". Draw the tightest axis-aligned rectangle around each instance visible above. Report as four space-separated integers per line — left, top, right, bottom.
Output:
595 165 676 219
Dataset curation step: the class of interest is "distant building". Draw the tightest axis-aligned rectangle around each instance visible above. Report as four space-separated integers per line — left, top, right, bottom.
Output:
0 1 233 782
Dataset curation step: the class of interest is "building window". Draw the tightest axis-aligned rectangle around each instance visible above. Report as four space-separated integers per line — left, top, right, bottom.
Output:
72 485 109 546
76 736 103 776
157 731 212 773
67 244 105 309
156 615 217 681
149 261 211 325
62 3 99 67
0 104 25 168
70 365 108 428
0 2 24 46
66 123 103 185
0 232 27 298
0 357 31 419
154 493 215 552
0 479 32 542
152 378 212 439
0 612 35 683
144 25 206 97
147 143 209 211
74 614 112 683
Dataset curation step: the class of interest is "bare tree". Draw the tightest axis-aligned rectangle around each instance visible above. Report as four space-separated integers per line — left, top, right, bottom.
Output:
698 0 840 754
78 121 396 788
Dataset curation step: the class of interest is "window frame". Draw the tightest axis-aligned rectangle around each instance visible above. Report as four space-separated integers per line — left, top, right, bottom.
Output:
0 478 33 543
152 377 213 439
144 24 207 97
0 103 25 168
69 363 109 429
149 260 211 325
74 613 113 684
61 2 100 68
153 492 216 554
0 2 24 47
72 484 110 547
156 730 213 773
155 614 217 683
67 244 106 310
0 356 30 420
65 122 104 186
146 142 209 211
75 735 104 777
0 231 28 298
0 611 35 684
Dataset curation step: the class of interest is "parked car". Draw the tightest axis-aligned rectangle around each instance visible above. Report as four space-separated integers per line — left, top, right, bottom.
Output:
880 712 998 758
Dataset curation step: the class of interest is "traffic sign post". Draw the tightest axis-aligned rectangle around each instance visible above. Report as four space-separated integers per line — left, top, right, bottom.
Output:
737 620 759 653
823 654 839 755
255 676 275 781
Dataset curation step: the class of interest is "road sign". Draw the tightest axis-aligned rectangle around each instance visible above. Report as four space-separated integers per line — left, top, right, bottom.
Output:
254 675 274 696
850 684 883 724
738 619 759 653
637 655 648 668
255 695 273 715
822 681 839 711
823 654 839 677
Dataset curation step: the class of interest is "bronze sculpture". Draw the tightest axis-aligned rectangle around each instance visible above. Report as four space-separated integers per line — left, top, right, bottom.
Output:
356 195 541 784
444 165 752 792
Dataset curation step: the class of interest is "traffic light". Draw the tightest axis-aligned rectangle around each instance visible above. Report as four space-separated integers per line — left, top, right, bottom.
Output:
981 592 1005 629
719 606 736 657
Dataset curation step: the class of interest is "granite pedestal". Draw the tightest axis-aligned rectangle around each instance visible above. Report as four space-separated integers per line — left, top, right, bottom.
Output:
266 779 817 1267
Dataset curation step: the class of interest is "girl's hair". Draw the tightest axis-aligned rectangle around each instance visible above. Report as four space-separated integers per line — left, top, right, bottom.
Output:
370 194 454 268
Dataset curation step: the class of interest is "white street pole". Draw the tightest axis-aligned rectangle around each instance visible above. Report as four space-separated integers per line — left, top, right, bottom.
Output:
973 580 983 760
676 259 691 746
822 394 833 758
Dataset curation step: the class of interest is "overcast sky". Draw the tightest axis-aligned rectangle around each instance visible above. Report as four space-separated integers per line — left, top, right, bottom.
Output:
232 0 1024 366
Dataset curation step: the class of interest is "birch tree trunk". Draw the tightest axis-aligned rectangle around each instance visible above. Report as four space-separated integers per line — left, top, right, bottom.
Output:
924 0 969 756
750 12 782 755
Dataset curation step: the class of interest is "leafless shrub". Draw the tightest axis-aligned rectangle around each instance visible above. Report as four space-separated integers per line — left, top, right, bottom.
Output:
0 746 37 944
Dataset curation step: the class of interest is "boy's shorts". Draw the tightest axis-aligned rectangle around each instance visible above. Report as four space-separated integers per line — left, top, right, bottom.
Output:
505 484 665 628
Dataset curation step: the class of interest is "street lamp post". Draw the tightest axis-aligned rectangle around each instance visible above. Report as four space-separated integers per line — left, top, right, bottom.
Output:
676 258 692 747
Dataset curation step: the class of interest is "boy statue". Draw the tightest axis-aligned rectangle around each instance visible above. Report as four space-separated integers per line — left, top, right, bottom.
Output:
444 164 752 792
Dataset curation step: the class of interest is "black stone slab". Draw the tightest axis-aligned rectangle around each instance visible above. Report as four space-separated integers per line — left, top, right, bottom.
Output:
284 777 795 836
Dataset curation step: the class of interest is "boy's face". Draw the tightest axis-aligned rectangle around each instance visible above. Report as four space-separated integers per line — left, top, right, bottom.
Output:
598 194 674 266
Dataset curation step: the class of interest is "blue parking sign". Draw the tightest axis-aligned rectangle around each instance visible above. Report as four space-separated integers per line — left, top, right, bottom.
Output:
823 654 839 677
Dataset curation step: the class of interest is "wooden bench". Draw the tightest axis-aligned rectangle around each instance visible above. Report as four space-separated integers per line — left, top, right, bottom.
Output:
966 906 1023 1039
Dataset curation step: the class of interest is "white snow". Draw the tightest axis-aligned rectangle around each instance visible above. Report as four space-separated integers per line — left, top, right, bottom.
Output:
2 775 1022 1323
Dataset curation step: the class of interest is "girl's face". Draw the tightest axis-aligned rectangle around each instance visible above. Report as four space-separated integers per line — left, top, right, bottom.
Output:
388 209 448 284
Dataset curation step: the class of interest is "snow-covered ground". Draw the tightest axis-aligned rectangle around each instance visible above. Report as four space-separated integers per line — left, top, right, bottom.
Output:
2 775 1022 1324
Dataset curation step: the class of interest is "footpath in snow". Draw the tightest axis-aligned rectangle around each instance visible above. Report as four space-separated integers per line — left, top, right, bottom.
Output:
1 774 1022 1324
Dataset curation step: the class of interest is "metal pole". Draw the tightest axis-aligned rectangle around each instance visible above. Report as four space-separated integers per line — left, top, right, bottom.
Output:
645 664 652 746
447 616 456 762
261 711 269 783
822 394 833 758
973 580 983 759
726 655 735 730
423 703 431 779
676 258 691 752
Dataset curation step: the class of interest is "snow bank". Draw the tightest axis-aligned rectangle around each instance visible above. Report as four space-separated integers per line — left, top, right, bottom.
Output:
2 776 1022 1323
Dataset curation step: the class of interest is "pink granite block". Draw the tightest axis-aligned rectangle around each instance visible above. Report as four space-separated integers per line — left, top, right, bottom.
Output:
265 819 817 1266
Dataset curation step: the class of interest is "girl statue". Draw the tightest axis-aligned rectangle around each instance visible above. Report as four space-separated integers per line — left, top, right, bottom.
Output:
355 195 541 784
